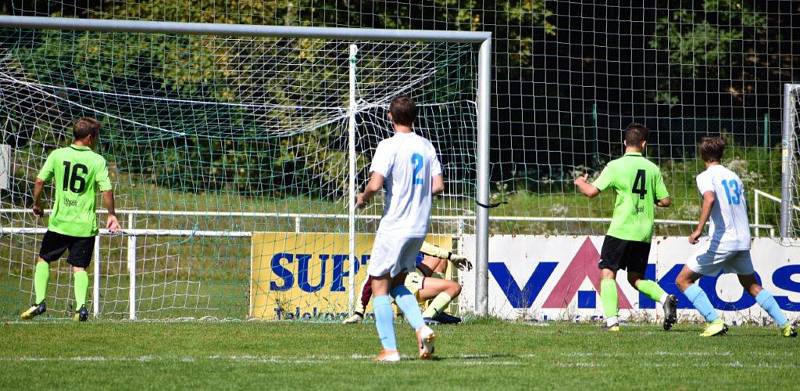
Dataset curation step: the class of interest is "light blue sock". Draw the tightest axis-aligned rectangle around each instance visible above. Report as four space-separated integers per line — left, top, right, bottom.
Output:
756 290 788 327
373 295 397 350
684 284 719 322
391 285 425 330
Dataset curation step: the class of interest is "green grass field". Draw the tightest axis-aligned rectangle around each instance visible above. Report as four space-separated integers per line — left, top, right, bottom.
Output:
1 319 797 390
1 143 795 389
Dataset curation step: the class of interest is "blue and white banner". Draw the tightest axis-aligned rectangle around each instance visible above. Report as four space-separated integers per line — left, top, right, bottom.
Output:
459 236 800 323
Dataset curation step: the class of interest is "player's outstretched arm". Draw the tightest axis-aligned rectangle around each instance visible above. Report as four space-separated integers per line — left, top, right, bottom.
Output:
355 172 384 208
420 241 450 259
419 241 472 271
689 191 715 244
574 174 600 198
102 191 120 233
31 178 45 217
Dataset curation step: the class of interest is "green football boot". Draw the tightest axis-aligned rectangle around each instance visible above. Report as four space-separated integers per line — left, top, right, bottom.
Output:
781 321 797 338
700 319 728 337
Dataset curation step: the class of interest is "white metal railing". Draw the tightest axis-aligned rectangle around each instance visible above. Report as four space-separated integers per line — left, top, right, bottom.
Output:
0 208 776 319
754 189 798 237
0 207 776 230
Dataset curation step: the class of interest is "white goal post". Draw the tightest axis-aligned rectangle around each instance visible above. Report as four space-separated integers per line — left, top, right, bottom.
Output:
0 16 493 317
781 83 800 240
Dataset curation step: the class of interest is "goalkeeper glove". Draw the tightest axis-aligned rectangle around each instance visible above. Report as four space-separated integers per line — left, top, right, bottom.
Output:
419 241 473 271
448 253 472 271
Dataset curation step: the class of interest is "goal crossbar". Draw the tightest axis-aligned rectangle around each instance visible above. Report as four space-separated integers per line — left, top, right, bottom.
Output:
0 16 491 42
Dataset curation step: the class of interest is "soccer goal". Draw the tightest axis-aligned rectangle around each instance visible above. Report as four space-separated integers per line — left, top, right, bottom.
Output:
781 83 800 242
0 16 491 320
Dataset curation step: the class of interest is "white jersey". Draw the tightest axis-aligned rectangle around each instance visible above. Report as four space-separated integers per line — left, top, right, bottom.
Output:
369 131 442 236
695 164 751 251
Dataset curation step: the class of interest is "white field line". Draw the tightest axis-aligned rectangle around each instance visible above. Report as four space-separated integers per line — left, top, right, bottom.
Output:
0 354 522 366
556 350 800 369
555 361 604 368
562 351 734 358
2 353 796 368
561 350 795 358
555 361 800 369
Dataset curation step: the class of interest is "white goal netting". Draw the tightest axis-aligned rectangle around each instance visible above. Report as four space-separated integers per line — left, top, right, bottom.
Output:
0 27 480 320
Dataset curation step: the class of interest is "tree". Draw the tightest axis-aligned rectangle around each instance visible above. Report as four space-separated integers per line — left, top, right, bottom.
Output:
1 0 557 196
649 0 769 108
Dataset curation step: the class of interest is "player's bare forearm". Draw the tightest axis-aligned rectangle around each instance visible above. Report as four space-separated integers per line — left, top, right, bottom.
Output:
361 175 383 200
695 193 714 231
102 191 121 232
573 174 600 198
577 183 600 198
689 192 714 243
31 178 45 216
32 178 44 204
357 186 377 206
656 197 671 207
102 191 116 215
356 172 384 208
431 174 445 195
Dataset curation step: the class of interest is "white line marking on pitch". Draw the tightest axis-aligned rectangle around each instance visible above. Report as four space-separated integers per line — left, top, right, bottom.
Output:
0 355 522 366
2 355 797 368
562 351 735 358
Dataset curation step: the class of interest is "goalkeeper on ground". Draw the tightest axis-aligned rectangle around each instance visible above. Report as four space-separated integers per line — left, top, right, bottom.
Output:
343 241 472 325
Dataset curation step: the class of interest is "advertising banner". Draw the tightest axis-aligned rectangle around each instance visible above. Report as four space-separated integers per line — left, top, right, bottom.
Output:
460 235 800 323
250 232 452 320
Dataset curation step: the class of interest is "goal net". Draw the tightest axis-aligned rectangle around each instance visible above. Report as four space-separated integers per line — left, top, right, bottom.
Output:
0 22 484 320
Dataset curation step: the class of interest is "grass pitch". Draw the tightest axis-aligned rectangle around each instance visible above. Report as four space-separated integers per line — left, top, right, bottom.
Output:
1 319 797 390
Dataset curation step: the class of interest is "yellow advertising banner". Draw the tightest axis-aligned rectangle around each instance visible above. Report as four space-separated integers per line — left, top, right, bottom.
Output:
250 232 452 320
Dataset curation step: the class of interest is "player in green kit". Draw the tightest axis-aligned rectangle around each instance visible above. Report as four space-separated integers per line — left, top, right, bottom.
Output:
574 123 677 331
21 117 120 322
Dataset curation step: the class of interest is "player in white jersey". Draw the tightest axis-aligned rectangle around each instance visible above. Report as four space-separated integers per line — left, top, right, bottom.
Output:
355 95 445 361
675 137 797 337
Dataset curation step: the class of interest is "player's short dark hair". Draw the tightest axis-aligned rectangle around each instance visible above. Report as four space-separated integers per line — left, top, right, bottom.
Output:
699 137 725 163
389 95 417 127
73 117 101 140
624 123 649 146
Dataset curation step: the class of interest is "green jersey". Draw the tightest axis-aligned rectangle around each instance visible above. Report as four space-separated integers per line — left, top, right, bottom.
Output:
37 145 112 237
591 152 669 243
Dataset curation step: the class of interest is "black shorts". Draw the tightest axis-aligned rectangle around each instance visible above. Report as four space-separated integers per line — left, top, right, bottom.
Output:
598 235 651 275
38 231 95 268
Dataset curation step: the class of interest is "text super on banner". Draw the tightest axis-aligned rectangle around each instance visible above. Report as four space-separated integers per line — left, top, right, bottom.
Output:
460 236 800 323
250 232 452 320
